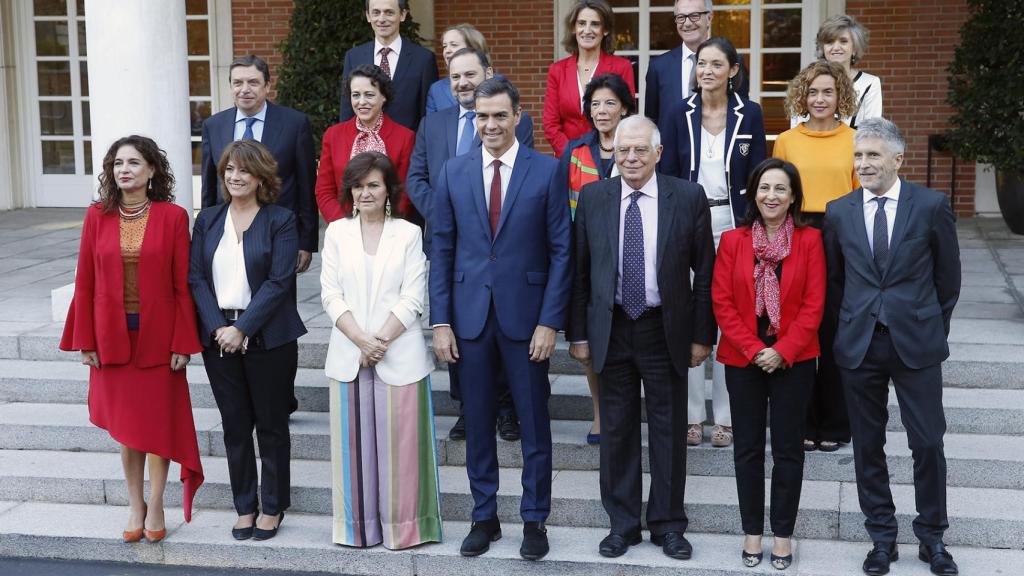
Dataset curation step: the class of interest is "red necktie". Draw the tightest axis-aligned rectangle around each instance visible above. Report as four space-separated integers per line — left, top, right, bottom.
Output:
378 47 392 78
489 159 502 236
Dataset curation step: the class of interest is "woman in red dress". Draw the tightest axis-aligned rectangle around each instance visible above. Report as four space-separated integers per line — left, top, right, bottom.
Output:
60 135 204 543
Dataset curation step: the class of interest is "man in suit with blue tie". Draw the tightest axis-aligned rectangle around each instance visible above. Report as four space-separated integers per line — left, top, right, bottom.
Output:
430 77 571 562
339 0 438 131
567 116 715 561
408 47 535 442
823 118 960 576
201 55 316 414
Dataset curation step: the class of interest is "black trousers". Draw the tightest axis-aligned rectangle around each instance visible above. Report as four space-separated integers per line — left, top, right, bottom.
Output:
805 213 851 443
203 338 298 516
725 359 815 536
599 306 688 536
840 329 949 545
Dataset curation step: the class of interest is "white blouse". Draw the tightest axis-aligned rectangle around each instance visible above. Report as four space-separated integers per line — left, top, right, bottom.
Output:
212 208 252 310
698 126 729 200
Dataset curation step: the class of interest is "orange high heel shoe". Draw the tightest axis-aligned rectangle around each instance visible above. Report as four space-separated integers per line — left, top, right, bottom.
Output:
123 503 147 543
144 527 167 543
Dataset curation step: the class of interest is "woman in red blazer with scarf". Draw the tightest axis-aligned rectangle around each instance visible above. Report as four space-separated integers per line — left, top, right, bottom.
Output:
543 0 635 157
60 135 204 543
712 158 825 570
316 64 415 223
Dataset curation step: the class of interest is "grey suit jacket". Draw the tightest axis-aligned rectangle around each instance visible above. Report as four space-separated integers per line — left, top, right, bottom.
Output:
823 179 961 370
568 174 717 375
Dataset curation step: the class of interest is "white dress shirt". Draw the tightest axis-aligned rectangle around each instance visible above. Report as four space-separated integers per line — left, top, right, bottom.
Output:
212 208 252 310
374 36 403 77
863 178 901 252
233 101 267 141
680 44 696 99
616 175 661 308
481 139 520 210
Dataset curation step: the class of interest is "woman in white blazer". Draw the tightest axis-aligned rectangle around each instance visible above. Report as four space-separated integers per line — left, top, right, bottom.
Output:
320 151 441 550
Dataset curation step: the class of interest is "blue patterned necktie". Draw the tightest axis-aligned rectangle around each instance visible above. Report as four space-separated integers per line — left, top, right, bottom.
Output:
242 117 257 140
873 196 889 271
456 110 476 156
622 190 646 320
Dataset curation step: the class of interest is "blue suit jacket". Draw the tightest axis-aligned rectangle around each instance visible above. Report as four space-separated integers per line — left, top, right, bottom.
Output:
188 203 308 350
407 105 535 253
200 102 318 252
429 146 571 341
426 78 457 114
823 180 961 370
659 92 767 225
339 39 439 131
644 45 750 130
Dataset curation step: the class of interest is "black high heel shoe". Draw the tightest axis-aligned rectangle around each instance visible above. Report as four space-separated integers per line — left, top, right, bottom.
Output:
252 512 284 541
771 553 793 570
742 549 763 567
232 513 257 541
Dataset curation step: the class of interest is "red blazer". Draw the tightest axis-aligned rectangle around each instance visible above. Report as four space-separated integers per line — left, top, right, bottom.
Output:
315 114 415 222
60 202 203 367
713 225 825 367
543 53 636 157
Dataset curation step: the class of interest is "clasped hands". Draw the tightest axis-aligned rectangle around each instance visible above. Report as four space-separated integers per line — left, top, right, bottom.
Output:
753 347 785 373
433 325 557 364
80 350 189 371
215 326 247 356
358 333 390 368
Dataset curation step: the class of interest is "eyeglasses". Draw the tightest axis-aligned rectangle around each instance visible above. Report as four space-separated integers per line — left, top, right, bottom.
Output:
615 146 652 157
674 11 710 24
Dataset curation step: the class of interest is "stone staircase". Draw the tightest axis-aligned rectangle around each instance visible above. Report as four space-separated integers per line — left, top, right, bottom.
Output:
0 214 1022 574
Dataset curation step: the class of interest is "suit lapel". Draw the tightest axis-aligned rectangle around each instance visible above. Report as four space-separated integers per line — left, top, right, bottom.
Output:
391 43 411 86
882 179 914 282
368 219 397 314
684 94 700 178
261 103 284 151
445 108 459 157
847 190 876 276
740 228 756 307
724 93 744 172
603 180 621 273
668 47 683 103
466 149 490 238
656 175 675 272
346 218 369 315
779 227 795 303
495 146 530 241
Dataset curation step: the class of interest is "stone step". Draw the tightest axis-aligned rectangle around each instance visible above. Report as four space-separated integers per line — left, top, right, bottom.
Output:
12 326 1024 388
1 402 1022 490
0 502 1016 576
2 358 1023 435
0 451 1022 548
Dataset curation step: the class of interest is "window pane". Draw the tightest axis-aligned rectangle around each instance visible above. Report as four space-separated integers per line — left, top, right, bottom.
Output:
33 0 66 16
42 140 76 174
763 8 801 48
650 0 674 5
613 12 639 51
35 21 70 56
191 141 203 175
82 101 91 136
716 0 751 5
80 61 89 96
40 101 74 135
186 20 210 56
188 61 211 96
190 101 211 136
650 11 678 51
608 1 638 7
760 97 789 137
762 52 800 93
84 140 92 174
186 0 208 15
76 0 85 16
38 61 71 96
712 10 750 49
77 20 86 55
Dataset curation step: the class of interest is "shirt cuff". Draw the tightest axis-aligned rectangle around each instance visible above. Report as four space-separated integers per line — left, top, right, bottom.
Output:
431 324 451 328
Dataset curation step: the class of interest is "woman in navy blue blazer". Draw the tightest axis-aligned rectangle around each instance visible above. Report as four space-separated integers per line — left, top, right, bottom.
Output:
658 37 767 450
189 139 307 542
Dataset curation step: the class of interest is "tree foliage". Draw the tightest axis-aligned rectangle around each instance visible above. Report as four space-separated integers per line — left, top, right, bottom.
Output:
276 0 423 157
946 0 1024 173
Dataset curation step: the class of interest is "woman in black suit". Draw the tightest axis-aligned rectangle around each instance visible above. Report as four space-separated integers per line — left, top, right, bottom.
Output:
189 139 307 542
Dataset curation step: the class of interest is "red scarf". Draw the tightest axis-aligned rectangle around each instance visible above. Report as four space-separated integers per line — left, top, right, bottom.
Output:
350 114 386 158
752 215 794 336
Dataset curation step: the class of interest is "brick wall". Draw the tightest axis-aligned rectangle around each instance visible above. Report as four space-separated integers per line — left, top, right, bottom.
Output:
434 0 557 155
231 0 295 101
847 0 975 216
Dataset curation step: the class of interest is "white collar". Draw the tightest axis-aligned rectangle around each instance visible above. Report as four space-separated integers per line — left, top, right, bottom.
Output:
863 178 901 205
459 104 475 119
482 138 520 170
620 173 659 200
234 101 268 123
374 35 403 56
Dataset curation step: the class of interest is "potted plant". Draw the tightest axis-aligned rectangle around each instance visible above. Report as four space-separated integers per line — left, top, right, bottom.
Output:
946 0 1024 233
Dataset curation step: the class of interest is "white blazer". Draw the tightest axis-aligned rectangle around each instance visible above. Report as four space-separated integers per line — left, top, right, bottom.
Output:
321 217 434 384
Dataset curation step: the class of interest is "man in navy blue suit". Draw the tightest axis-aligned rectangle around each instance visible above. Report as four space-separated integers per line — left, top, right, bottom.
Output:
644 0 748 130
339 0 438 131
408 47 535 441
824 118 960 576
430 77 571 562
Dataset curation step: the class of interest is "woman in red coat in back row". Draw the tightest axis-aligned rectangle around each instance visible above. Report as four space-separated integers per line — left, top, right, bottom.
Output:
316 64 415 223
60 135 204 543
544 0 636 157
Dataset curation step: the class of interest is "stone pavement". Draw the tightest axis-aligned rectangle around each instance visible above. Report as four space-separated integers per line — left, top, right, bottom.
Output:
0 208 1022 575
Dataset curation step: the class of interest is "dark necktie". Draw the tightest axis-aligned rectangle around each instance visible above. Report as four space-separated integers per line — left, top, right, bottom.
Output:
457 111 476 156
378 47 392 78
489 159 502 237
622 190 646 320
242 117 257 140
873 196 889 271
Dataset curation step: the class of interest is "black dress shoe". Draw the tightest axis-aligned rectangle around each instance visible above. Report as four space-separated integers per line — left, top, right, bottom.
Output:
252 512 284 541
449 415 466 440
599 531 641 558
497 414 521 441
919 542 958 575
651 531 692 560
231 523 255 541
460 519 501 557
863 541 898 575
289 396 299 414
520 521 548 561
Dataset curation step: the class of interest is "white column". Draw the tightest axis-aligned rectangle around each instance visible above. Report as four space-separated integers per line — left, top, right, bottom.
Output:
84 0 192 213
